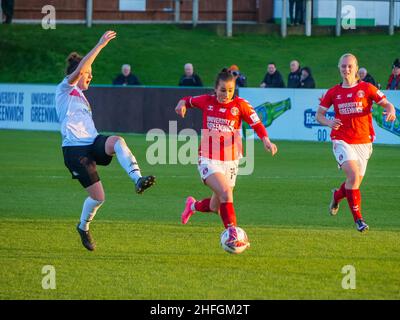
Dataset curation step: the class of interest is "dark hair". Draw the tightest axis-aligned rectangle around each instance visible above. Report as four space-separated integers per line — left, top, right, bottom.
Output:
301 66 312 76
66 52 82 75
214 68 235 88
268 62 276 67
393 58 400 68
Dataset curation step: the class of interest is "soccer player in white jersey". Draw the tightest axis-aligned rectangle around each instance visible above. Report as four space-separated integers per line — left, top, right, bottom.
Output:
56 31 155 251
317 53 396 232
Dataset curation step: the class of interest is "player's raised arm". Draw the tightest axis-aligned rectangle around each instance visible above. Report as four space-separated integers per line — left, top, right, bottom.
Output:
175 99 187 118
68 31 116 85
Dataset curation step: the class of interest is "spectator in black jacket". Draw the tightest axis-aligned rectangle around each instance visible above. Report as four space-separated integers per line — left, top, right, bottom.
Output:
287 60 301 88
299 67 315 88
179 63 203 87
112 64 141 86
358 67 377 87
260 63 285 88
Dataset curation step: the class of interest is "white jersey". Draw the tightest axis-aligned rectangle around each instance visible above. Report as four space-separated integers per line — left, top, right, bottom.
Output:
55 77 99 147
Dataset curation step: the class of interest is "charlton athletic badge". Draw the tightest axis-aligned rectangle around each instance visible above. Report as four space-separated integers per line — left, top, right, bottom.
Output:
231 107 239 116
357 90 365 98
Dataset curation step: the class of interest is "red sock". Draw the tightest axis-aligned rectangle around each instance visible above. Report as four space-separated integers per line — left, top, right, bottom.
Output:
219 202 237 228
334 182 347 203
194 198 212 212
345 189 363 222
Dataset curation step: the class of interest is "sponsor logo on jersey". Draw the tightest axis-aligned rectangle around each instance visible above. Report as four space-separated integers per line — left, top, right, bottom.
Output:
207 105 213 111
250 112 260 123
206 116 235 131
338 101 363 114
336 95 342 100
347 93 353 98
357 90 365 98
219 108 226 113
230 106 239 116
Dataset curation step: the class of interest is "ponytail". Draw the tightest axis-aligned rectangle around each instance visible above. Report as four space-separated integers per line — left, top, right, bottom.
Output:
66 52 83 75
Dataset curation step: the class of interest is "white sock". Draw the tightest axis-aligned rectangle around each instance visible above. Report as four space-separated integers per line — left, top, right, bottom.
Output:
79 197 104 231
114 139 142 183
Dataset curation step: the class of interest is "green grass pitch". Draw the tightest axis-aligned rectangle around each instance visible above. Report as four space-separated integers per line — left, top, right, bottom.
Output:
0 129 399 299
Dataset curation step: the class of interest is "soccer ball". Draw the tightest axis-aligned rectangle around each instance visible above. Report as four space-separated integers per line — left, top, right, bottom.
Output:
220 226 250 254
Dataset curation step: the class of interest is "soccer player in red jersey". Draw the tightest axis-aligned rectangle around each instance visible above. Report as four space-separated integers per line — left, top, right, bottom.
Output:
317 53 396 232
175 68 278 245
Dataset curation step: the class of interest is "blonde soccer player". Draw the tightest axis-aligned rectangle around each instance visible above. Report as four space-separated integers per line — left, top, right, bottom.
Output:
56 31 155 251
317 53 396 232
175 68 277 249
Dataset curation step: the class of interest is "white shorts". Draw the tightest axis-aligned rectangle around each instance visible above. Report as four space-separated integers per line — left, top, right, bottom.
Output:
197 157 239 187
332 140 373 176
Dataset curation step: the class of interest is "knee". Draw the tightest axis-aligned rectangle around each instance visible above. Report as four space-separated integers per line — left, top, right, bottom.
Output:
92 195 105 203
90 189 106 202
346 173 360 188
218 189 233 203
114 136 126 147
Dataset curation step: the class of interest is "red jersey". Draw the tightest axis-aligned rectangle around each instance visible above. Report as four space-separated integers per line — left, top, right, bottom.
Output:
182 94 268 161
319 81 386 144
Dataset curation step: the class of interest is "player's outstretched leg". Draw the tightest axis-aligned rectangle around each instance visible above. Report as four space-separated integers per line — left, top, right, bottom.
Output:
112 137 155 194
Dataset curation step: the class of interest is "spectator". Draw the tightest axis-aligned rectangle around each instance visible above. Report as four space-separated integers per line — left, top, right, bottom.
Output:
289 0 303 26
1 0 14 24
386 58 400 90
358 67 377 88
179 63 203 87
112 64 141 86
299 67 315 88
260 63 285 88
228 64 247 88
287 60 302 88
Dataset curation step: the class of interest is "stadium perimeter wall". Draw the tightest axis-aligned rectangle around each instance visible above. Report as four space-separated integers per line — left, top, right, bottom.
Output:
0 84 398 145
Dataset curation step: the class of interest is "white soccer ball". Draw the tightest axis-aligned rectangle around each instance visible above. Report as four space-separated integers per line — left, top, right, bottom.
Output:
220 226 250 254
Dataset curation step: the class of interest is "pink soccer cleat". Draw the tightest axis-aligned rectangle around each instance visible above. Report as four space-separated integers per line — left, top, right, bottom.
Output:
181 196 196 224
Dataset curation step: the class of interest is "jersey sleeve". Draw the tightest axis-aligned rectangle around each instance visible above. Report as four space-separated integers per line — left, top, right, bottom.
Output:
319 88 334 109
240 99 268 139
181 95 209 110
367 83 386 104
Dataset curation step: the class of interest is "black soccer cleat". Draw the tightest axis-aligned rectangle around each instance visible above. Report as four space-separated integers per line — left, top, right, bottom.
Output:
76 223 96 251
135 175 156 194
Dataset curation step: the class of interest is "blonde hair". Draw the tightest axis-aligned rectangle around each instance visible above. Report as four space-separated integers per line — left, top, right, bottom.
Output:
338 53 359 80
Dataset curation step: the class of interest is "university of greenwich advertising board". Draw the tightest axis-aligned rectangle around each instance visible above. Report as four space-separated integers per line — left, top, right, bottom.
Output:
0 84 60 131
0 84 399 145
239 88 400 145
